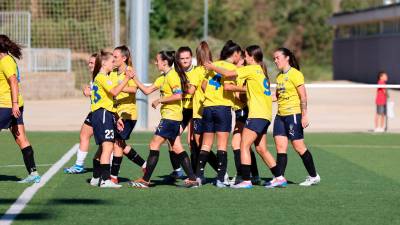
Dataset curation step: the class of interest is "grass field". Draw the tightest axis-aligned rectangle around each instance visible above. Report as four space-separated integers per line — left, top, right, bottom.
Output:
0 131 399 225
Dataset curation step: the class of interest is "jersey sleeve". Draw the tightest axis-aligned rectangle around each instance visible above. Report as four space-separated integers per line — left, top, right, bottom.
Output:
127 79 137 87
96 75 115 93
168 73 183 94
1 57 18 79
153 76 164 89
291 71 305 87
236 66 249 83
222 63 237 84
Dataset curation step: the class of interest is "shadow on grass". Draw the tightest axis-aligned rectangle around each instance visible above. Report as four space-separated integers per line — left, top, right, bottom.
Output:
0 198 16 204
48 198 109 205
0 174 20 182
0 213 52 221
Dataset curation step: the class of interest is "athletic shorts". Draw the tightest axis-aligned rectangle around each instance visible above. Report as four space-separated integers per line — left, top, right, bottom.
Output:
273 114 304 140
0 107 24 130
235 106 249 124
83 112 93 126
245 118 270 135
181 108 193 130
91 108 116 145
193 118 204 134
377 105 386 115
202 106 232 133
155 119 181 141
116 119 136 140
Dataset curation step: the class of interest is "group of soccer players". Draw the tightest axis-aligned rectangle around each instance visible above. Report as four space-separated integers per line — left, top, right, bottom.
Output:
0 33 320 189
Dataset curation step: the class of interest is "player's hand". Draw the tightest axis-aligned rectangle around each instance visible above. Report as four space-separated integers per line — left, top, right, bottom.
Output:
204 61 213 70
302 114 310 129
117 118 124 132
152 99 160 109
126 67 136 79
83 85 91 97
12 103 21 118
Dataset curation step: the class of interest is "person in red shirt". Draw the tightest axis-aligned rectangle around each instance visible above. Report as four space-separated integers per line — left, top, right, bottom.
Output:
374 71 388 133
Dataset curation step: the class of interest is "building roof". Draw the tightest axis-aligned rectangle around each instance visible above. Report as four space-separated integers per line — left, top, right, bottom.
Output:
329 3 400 26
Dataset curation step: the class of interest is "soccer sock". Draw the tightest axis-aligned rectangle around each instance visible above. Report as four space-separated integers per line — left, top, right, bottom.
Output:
207 150 218 172
75 149 88 166
92 159 101 178
21 146 37 174
241 164 251 181
143 150 160 182
276 153 288 176
216 150 227 182
233 149 241 176
124 147 146 167
190 141 199 172
195 150 209 177
169 151 181 171
270 166 280 177
110 156 123 177
250 149 259 177
300 149 317 177
100 164 111 181
177 151 196 181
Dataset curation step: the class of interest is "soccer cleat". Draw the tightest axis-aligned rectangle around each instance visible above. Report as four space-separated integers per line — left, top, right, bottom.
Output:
182 178 200 188
231 181 253 189
229 175 243 186
128 178 150 188
215 180 228 188
100 179 122 188
110 176 119 184
196 177 204 186
251 176 261 185
264 177 288 189
163 169 185 183
90 177 100 187
223 172 230 186
299 174 321 187
64 164 86 174
18 174 41 184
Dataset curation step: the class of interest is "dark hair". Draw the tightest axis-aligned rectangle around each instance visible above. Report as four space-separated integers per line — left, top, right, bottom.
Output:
114 45 132 67
377 71 387 80
92 50 113 81
0 35 22 59
245 45 268 80
158 50 188 93
177 46 192 58
90 53 98 58
276 47 300 70
196 41 213 66
220 40 241 60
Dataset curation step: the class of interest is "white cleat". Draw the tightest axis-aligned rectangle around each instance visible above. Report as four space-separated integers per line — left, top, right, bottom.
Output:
100 179 122 188
223 172 230 186
299 174 321 187
90 177 100 187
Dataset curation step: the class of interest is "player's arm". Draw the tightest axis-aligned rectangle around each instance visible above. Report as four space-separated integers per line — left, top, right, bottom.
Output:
83 85 91 97
204 62 237 78
224 83 246 92
7 75 21 118
296 85 309 128
122 84 137 94
201 79 208 92
133 76 159 95
110 75 130 97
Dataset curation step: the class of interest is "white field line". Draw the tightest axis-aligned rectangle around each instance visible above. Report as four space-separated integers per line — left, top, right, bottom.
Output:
0 144 79 225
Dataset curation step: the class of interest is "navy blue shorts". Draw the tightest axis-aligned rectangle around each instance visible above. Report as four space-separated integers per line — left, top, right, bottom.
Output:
193 118 204 134
202 106 232 133
235 106 249 124
91 108 116 145
181 108 193 130
0 107 24 130
83 112 92 126
155 119 181 141
116 119 136 140
273 114 304 140
245 118 270 135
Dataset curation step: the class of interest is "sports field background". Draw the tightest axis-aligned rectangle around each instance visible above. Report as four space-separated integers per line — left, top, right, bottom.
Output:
1 131 399 225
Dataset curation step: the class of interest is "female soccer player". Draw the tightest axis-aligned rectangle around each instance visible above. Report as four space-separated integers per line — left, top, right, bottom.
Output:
128 50 198 188
0 34 40 183
89 50 133 188
270 47 320 187
205 45 283 189
109 45 146 184
64 53 97 174
195 40 241 188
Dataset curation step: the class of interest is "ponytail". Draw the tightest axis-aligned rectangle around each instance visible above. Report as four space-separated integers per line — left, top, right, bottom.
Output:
196 41 213 66
0 35 22 59
276 47 300 70
92 50 113 81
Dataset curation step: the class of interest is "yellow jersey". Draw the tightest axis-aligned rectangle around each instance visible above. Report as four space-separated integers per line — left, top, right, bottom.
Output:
91 73 117 113
232 76 247 111
111 70 137 120
154 69 183 121
203 60 236 107
236 64 272 121
182 65 196 109
276 67 304 116
0 55 24 108
191 66 207 119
